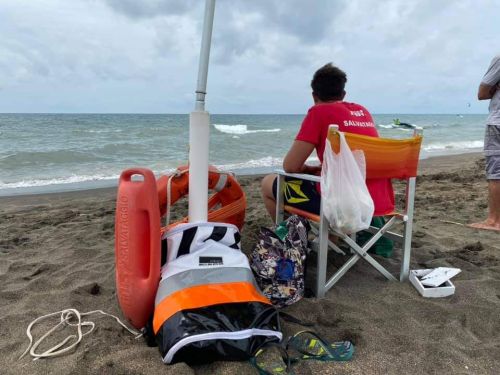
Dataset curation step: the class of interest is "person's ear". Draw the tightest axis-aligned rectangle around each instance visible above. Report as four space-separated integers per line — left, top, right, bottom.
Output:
341 90 346 100
312 92 319 104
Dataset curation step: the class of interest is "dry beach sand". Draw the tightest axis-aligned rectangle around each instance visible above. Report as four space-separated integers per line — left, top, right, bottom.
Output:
1 152 499 375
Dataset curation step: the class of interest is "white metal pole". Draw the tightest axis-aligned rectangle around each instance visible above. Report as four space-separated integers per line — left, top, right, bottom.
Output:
194 0 216 112
188 0 216 223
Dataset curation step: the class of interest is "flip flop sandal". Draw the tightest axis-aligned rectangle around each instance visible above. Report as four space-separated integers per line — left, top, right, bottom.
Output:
286 330 355 362
249 343 295 375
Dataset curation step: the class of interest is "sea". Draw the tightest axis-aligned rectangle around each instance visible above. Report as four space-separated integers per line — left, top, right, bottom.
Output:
0 113 487 196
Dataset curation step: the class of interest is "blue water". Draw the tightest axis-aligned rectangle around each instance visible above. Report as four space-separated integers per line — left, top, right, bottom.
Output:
0 113 487 196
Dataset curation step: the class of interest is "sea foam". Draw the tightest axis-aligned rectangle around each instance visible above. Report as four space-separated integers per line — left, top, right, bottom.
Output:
213 124 281 135
424 140 483 151
0 174 119 189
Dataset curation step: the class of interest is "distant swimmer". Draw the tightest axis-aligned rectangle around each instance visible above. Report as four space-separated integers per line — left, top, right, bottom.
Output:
392 118 416 129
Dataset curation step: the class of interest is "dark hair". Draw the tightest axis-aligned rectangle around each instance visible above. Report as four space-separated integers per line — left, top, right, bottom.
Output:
311 63 347 101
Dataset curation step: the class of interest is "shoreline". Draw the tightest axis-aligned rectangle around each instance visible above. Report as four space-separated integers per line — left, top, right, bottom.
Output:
0 151 484 200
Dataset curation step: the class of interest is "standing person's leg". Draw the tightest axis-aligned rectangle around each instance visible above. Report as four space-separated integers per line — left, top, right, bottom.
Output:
488 180 500 223
469 125 500 231
469 181 500 230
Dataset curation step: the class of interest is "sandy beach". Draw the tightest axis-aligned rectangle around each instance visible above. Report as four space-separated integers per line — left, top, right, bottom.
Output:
1 152 499 375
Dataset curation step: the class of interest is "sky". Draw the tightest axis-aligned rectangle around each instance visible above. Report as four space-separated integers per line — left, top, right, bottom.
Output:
0 0 498 114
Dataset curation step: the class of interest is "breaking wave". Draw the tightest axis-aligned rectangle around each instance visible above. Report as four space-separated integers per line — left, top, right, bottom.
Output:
424 140 483 151
213 124 281 135
0 174 119 190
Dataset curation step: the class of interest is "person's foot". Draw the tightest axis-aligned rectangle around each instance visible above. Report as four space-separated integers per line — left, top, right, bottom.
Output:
467 219 500 231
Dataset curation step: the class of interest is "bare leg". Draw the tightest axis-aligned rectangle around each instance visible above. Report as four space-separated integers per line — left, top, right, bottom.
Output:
261 174 277 220
468 180 500 231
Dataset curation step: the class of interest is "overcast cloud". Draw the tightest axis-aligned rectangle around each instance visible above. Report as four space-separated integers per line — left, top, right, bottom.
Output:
0 0 498 114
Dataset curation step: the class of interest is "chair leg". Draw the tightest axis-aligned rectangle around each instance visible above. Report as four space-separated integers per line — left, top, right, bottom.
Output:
310 224 346 255
400 177 416 282
325 253 360 290
342 235 397 281
315 209 328 298
275 174 285 225
401 223 412 281
349 233 356 254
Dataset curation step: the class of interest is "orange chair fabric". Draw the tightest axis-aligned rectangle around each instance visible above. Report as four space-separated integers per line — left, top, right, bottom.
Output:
327 129 422 179
284 205 321 223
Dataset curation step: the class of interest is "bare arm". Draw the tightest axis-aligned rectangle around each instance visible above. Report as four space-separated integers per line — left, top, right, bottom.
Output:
283 140 321 174
478 83 497 100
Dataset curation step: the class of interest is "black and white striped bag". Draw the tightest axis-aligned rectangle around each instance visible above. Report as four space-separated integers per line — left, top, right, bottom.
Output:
161 222 242 265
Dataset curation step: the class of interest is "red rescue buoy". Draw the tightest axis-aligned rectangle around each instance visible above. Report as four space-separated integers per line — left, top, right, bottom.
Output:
115 168 161 329
156 165 246 233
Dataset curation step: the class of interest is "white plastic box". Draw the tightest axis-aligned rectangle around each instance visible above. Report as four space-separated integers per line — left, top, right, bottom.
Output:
410 269 456 298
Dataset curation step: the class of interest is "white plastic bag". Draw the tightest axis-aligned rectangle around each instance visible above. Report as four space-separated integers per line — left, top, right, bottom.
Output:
320 133 374 234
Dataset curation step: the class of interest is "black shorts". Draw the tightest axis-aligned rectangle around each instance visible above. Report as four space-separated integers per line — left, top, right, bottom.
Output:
272 176 321 215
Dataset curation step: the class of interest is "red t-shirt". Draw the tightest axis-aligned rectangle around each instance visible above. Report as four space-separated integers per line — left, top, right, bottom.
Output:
296 102 395 216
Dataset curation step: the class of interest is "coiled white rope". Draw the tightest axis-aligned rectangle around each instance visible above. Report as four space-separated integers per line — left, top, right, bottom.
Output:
19 309 142 361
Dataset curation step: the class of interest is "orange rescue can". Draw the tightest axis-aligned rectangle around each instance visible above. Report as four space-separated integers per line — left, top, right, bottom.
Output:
115 168 161 329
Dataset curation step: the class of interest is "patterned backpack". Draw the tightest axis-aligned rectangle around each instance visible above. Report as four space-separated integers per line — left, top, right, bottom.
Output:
250 216 310 308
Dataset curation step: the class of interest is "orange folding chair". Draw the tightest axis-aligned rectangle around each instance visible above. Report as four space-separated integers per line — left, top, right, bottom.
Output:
275 125 423 297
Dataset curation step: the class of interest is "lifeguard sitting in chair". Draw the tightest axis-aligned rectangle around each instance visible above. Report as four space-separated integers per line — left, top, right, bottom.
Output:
262 63 394 222
261 63 422 297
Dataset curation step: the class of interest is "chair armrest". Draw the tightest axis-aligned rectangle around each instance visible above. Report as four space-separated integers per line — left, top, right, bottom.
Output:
275 169 321 183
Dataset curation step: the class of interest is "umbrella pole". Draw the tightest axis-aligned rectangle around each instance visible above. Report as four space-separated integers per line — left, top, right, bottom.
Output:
188 0 216 223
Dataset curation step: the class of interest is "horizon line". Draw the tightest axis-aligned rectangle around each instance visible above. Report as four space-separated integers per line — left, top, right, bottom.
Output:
0 112 488 116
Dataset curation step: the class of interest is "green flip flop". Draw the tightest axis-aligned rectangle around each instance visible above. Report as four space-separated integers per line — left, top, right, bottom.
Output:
249 343 294 375
286 330 355 362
